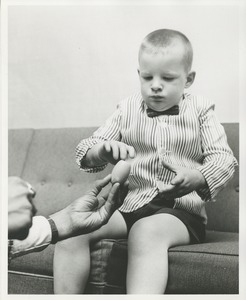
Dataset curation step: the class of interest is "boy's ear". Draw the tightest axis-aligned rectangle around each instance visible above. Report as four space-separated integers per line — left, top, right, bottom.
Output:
185 71 196 88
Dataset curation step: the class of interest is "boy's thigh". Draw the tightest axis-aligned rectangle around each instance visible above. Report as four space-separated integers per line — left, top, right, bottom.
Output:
90 209 127 242
55 210 127 249
129 213 190 248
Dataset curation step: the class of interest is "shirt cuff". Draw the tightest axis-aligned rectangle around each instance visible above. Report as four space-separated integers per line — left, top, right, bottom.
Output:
10 216 52 259
76 139 108 173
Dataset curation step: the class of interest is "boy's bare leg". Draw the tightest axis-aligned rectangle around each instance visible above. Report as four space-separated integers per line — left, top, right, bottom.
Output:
53 210 127 294
126 213 190 294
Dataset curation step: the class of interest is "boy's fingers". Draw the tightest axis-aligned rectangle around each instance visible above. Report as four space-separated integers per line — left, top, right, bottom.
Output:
104 141 110 152
119 145 127 160
162 160 178 173
112 143 120 160
159 183 176 193
128 146 135 158
170 174 184 185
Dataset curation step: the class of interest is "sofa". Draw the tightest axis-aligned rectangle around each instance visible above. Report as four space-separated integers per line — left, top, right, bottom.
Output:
8 123 239 294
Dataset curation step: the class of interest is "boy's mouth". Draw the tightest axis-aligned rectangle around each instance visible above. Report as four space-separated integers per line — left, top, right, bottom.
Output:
150 95 165 101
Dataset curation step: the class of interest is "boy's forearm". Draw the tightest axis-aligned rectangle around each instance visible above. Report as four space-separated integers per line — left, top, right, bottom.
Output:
83 143 107 167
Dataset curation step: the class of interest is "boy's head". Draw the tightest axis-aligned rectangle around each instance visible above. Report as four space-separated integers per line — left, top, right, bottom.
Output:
139 29 193 73
138 29 195 112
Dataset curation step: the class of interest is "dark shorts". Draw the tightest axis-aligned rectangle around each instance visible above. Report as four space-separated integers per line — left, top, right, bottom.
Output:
119 194 206 244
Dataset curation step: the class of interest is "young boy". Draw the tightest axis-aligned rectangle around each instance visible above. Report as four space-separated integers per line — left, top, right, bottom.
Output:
53 29 237 294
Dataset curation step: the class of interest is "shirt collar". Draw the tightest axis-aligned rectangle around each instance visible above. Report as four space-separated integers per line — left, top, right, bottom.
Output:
141 94 186 113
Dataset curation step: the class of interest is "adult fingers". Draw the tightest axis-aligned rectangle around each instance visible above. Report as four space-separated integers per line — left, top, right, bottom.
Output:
100 181 128 218
89 174 112 196
98 183 120 223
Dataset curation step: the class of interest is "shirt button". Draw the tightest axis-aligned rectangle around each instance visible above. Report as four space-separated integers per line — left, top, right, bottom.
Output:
160 148 167 156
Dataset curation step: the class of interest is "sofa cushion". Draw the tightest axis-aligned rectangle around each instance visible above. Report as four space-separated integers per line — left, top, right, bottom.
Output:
8 272 53 294
87 231 239 294
9 230 238 294
9 244 55 277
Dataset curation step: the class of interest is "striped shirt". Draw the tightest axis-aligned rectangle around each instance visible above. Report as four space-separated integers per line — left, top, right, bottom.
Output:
76 92 237 223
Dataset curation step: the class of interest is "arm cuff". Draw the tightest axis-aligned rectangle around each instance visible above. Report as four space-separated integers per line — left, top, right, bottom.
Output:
10 216 52 259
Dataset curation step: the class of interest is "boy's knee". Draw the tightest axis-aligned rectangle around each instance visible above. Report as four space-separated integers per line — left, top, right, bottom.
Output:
55 234 90 253
128 216 172 250
128 218 157 249
130 217 157 238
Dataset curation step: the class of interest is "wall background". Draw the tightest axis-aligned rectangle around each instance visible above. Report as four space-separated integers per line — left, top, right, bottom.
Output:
8 3 240 129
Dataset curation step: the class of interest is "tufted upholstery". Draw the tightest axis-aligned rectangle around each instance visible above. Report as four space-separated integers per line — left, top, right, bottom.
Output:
8 124 239 294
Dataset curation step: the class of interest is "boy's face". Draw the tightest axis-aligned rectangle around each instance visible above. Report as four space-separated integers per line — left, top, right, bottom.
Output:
138 45 194 111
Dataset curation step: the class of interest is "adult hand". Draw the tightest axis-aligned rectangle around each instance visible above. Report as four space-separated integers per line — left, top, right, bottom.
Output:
50 174 128 240
8 177 36 240
158 161 207 198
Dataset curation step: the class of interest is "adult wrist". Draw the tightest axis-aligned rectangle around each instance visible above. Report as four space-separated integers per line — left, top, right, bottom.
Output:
47 218 59 244
48 208 73 243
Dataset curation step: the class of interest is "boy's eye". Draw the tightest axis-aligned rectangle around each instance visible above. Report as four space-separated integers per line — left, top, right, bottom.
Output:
142 76 152 81
163 77 174 81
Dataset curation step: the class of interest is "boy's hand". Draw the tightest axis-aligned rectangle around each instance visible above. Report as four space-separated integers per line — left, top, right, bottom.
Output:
158 161 207 198
97 141 135 165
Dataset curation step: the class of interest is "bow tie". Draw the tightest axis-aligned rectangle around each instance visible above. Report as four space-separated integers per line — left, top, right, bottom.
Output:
146 105 179 118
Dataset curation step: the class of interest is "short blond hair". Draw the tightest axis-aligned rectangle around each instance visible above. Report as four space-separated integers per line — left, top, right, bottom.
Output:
139 29 193 72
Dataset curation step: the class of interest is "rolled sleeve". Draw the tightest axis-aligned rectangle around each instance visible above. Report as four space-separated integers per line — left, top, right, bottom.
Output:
196 100 238 201
75 104 123 173
75 136 108 173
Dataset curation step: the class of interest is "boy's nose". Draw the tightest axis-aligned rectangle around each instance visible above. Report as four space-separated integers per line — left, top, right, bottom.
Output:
151 80 163 92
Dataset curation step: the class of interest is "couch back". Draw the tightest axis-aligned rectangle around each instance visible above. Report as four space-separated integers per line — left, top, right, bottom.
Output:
8 123 239 233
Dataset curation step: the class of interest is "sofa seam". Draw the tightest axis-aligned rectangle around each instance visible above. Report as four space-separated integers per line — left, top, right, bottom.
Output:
88 281 107 286
19 129 35 178
8 270 53 280
104 283 125 289
169 250 238 257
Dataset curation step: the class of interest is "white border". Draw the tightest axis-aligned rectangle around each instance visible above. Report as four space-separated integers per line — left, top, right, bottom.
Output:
1 0 9 298
1 0 246 299
4 0 246 6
